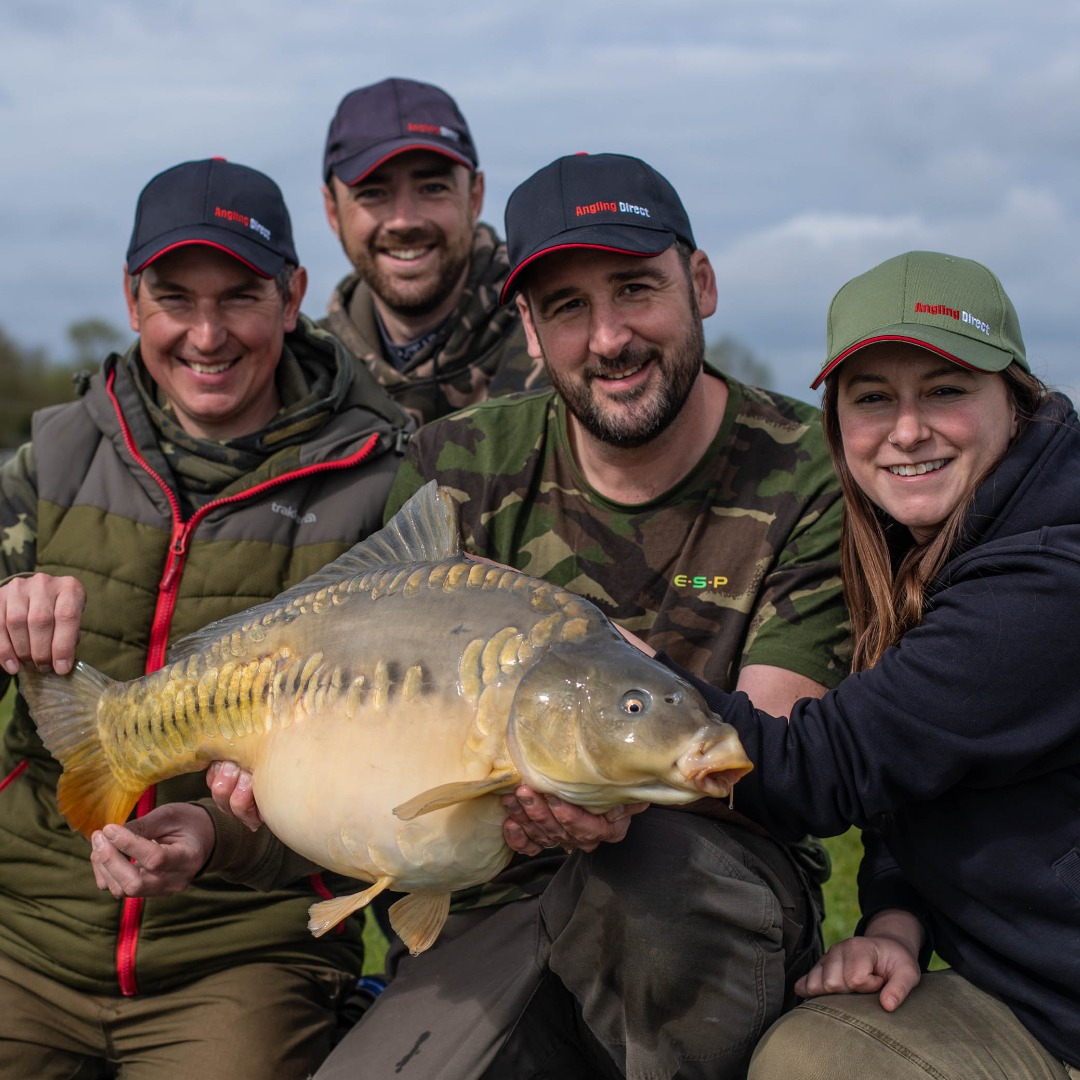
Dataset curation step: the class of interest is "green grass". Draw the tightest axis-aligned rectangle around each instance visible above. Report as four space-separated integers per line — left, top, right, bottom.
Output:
821 828 863 947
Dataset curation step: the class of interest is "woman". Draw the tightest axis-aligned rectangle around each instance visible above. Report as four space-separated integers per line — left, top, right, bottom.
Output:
687 250 1077 1078
504 249 1079 1078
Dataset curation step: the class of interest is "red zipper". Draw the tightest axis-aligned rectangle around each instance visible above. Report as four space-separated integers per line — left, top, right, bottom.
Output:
104 367 379 993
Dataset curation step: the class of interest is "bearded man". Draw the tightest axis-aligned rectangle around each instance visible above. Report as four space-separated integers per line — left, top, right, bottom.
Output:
319 77 544 425
315 151 853 1080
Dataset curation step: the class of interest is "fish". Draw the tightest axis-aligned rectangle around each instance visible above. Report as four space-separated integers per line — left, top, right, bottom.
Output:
19 480 753 955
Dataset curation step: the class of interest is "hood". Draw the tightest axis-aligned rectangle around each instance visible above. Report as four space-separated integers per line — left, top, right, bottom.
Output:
961 391 1080 548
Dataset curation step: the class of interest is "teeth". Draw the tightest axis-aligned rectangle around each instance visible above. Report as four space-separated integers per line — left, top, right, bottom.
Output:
187 361 234 375
599 362 646 381
384 248 428 261
889 459 946 476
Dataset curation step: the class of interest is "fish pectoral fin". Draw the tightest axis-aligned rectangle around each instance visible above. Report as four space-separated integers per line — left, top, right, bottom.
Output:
389 890 452 956
392 770 522 821
307 875 393 938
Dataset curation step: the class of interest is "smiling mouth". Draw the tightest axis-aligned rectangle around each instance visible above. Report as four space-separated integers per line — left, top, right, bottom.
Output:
184 359 237 376
380 245 435 262
889 459 946 476
596 360 649 382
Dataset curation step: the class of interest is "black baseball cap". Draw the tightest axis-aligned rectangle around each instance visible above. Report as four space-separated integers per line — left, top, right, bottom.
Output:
500 152 696 303
126 158 298 278
323 77 477 186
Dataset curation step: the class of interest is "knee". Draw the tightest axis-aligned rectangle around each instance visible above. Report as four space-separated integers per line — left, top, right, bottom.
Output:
749 996 914 1080
750 1006 832 1078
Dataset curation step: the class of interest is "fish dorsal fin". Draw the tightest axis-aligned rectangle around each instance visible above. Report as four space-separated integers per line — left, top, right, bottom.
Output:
393 770 521 821
167 481 462 662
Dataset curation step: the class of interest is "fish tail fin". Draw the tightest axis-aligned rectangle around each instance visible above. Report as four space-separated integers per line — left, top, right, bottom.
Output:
18 660 144 838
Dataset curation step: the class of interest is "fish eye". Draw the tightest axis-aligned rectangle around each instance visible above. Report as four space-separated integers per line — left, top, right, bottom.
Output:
620 690 651 715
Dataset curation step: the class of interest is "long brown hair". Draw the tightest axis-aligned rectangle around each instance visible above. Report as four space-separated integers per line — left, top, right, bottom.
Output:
822 361 1047 671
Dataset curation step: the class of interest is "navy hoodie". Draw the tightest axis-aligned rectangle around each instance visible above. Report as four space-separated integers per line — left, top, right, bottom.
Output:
680 392 1080 1067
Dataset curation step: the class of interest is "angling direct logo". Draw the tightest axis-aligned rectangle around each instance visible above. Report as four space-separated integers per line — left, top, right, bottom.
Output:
407 121 464 143
575 198 653 219
215 206 273 242
914 302 991 337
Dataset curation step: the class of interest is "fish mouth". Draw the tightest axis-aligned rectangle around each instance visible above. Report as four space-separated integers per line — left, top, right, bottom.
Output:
676 734 754 798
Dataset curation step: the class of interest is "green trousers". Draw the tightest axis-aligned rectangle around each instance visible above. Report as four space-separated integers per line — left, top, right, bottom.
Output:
0 951 354 1080
750 969 1078 1080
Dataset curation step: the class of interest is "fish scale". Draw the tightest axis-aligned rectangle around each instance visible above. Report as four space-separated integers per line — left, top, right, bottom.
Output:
21 481 753 956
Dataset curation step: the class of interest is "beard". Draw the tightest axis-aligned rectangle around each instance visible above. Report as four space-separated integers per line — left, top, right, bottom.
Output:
545 314 706 450
343 224 473 320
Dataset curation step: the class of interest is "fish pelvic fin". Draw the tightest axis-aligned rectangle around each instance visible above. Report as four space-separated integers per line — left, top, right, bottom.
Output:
307 875 393 938
389 890 452 956
392 770 521 821
18 661 144 838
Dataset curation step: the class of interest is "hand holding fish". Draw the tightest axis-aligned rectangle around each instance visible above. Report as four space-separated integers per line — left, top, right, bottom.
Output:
0 572 86 676
90 803 214 899
206 760 264 831
502 785 648 855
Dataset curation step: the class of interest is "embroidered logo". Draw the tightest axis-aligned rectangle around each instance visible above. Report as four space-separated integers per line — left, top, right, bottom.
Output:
673 573 730 590
407 122 463 143
272 502 316 525
914 302 990 337
215 206 272 242
574 200 652 219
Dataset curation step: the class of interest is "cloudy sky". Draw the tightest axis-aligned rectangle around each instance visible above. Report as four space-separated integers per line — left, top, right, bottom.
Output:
2 0 1078 404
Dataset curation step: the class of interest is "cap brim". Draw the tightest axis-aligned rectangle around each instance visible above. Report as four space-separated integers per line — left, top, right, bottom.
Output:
329 139 476 186
811 323 1019 390
500 225 676 304
127 226 285 278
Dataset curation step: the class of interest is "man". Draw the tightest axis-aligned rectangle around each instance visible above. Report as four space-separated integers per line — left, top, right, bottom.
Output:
0 157 412 1078
319 77 544 425
313 153 851 1079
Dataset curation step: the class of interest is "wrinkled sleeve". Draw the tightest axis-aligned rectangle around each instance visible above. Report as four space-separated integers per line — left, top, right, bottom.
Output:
382 425 444 524
658 550 1080 838
0 443 39 699
739 477 850 690
0 443 40 581
855 831 935 968
197 799 322 890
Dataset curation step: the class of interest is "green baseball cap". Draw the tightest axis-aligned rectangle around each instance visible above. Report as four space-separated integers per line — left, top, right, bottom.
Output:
812 250 1028 389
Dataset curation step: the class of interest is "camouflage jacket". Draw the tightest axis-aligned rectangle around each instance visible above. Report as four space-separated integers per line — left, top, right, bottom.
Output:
320 222 546 427
386 372 850 691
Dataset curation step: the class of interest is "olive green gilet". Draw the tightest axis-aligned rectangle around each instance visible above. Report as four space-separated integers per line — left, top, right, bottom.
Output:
0 349 406 996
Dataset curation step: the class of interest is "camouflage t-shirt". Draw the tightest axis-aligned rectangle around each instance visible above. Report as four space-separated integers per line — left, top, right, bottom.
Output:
386 373 850 692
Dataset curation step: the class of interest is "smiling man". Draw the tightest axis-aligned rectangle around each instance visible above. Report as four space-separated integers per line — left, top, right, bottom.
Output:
319 77 545 425
311 153 853 1080
0 157 411 1078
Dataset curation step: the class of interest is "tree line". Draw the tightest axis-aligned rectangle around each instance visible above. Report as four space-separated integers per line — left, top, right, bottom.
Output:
0 320 130 450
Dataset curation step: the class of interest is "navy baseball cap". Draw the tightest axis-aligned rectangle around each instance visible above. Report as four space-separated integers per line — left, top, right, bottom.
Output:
126 158 298 278
323 78 477 186
500 152 696 303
